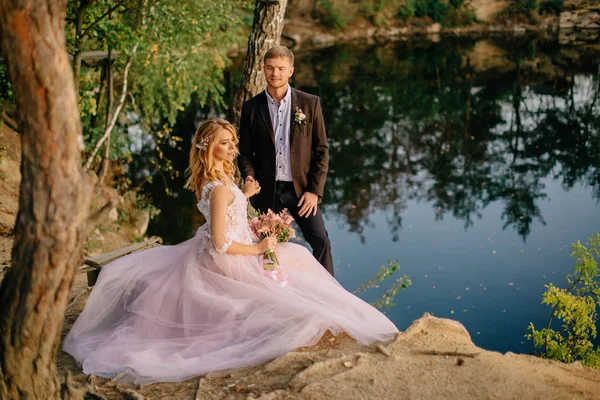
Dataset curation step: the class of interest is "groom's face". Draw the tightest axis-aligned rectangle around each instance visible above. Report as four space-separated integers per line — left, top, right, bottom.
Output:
263 56 294 90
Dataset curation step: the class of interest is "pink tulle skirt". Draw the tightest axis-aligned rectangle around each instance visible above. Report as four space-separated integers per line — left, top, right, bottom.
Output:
63 235 398 385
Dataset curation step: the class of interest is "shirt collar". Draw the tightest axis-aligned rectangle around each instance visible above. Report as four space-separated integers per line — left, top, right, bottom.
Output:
265 85 292 105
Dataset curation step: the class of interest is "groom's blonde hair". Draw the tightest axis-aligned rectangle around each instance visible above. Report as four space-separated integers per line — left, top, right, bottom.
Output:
184 118 239 199
264 46 294 66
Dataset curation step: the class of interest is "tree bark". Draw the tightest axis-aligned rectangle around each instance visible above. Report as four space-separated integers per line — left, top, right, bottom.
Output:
230 0 288 128
73 0 92 93
99 48 115 183
0 1 96 398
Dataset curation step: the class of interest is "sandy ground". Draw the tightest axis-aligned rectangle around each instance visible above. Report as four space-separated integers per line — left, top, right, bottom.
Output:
55 303 600 399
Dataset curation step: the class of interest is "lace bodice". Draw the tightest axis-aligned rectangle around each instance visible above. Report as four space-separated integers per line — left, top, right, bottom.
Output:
196 181 256 256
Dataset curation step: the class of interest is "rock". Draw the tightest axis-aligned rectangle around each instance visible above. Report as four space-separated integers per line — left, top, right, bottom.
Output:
387 27 403 36
131 209 150 236
89 228 104 242
427 23 442 34
560 12 577 29
514 25 527 34
310 33 336 45
581 21 600 29
559 10 600 30
109 207 119 222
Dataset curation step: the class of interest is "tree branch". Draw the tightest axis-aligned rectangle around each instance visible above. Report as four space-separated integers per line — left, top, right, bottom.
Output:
84 43 137 170
80 1 126 40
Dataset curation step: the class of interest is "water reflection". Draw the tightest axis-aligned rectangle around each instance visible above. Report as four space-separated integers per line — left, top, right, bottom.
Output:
137 36 600 245
290 38 600 243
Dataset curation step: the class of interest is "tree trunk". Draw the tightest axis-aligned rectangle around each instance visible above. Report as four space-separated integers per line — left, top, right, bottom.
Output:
230 0 288 128
99 48 115 183
73 0 92 93
0 1 96 398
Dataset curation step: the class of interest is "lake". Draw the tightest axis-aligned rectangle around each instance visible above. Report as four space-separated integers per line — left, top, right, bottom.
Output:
136 35 600 355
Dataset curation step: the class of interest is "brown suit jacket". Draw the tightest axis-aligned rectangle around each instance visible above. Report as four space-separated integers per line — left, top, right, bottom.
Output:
238 87 329 212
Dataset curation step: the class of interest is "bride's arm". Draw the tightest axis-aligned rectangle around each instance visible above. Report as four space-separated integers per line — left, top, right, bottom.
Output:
210 184 272 256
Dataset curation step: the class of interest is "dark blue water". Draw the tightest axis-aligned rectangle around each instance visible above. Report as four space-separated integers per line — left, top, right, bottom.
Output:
136 36 600 354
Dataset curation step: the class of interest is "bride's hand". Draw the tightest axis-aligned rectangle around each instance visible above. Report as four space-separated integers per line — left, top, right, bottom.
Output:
243 178 261 198
257 236 277 254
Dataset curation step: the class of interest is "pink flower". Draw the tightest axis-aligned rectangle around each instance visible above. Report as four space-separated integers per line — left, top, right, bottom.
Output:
284 215 294 225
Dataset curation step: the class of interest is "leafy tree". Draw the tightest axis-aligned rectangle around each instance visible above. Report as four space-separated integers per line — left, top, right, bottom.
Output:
66 0 246 182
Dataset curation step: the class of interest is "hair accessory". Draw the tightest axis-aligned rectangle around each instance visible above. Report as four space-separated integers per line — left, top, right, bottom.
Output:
196 134 212 151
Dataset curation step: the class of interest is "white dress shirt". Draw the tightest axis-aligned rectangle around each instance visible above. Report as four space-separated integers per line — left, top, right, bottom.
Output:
265 86 293 182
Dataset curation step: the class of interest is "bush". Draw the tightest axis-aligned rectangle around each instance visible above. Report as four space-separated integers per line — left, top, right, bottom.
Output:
414 0 450 23
539 0 564 14
397 0 416 20
319 0 347 30
526 233 600 370
516 0 538 14
445 6 477 26
449 0 465 7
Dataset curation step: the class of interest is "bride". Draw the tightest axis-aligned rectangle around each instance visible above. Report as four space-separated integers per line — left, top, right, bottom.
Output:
63 118 398 385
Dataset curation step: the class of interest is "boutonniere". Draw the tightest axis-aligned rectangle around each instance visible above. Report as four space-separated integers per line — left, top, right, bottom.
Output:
294 107 307 125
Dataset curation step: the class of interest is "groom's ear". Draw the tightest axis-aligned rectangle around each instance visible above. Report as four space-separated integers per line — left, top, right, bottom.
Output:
289 66 294 78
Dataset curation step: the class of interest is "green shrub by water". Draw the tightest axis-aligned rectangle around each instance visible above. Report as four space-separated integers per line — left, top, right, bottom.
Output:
414 0 450 23
527 233 600 370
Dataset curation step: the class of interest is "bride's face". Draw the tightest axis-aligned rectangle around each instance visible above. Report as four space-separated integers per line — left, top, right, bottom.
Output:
212 129 236 163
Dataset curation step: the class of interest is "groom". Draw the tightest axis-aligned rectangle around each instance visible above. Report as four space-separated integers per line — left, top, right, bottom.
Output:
238 46 334 276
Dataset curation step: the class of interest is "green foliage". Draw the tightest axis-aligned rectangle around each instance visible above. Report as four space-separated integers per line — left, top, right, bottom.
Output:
397 0 416 20
318 0 347 29
539 0 564 14
66 0 243 174
515 0 538 14
526 233 600 369
361 0 387 26
414 0 450 23
354 259 411 310
449 0 464 7
444 5 477 26
0 59 13 104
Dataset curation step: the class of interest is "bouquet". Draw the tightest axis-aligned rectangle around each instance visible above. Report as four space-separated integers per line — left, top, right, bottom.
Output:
248 208 296 271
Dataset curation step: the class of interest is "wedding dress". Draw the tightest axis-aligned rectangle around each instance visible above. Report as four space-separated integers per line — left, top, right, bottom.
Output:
63 181 398 385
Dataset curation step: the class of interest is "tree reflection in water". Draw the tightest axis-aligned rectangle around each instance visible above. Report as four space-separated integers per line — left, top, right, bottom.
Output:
297 37 600 243
134 37 600 245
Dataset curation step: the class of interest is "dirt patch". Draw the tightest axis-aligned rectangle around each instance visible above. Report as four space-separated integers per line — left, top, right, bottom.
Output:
469 0 510 22
54 312 600 399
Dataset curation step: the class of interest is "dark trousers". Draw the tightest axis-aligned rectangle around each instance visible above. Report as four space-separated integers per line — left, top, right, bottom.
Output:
271 181 334 276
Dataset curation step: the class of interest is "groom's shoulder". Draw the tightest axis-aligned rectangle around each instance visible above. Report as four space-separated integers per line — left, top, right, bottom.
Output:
294 88 319 103
243 91 266 109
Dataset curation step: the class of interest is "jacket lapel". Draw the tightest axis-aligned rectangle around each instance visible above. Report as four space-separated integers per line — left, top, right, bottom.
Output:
258 92 276 145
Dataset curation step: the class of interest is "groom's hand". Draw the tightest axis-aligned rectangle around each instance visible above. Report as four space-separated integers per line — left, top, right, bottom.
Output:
297 192 318 217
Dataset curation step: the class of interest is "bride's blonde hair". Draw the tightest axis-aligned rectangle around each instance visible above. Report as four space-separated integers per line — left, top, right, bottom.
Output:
184 118 239 198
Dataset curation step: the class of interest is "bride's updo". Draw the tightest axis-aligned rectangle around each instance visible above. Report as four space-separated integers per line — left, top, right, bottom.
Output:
184 118 239 198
